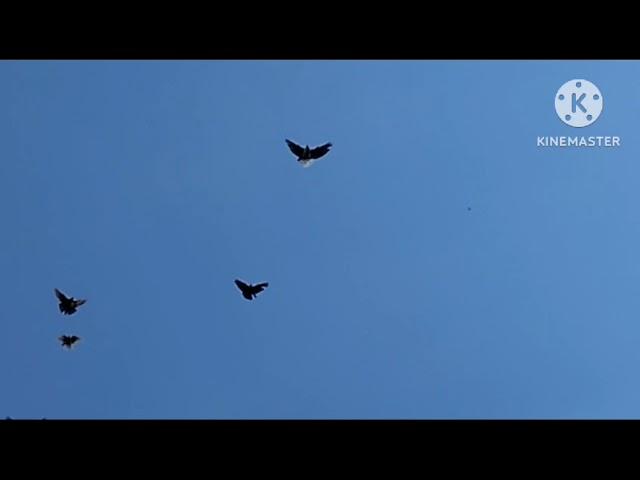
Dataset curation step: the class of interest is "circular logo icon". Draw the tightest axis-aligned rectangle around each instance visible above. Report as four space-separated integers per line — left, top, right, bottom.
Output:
555 79 603 128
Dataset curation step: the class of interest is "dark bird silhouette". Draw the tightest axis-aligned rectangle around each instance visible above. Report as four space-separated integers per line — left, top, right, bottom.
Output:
54 288 86 315
234 279 269 300
59 335 80 349
286 139 332 167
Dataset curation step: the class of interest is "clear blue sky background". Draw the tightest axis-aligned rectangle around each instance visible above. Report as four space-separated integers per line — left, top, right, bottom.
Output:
1 60 639 419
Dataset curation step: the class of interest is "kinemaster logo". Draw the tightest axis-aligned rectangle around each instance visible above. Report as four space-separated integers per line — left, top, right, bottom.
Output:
537 79 621 148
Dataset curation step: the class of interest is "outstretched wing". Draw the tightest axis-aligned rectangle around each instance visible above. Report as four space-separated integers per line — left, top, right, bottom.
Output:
235 279 250 293
54 288 68 302
309 142 332 159
74 299 87 307
70 336 80 344
285 139 305 158
253 282 269 293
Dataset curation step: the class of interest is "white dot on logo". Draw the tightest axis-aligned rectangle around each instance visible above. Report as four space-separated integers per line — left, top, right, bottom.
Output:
555 79 603 128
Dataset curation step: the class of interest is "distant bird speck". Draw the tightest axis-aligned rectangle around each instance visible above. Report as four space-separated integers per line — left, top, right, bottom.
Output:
54 288 86 315
59 335 80 349
286 139 332 168
234 279 269 300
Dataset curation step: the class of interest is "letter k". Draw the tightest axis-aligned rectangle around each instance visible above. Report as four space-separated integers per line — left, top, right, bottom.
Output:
572 93 587 113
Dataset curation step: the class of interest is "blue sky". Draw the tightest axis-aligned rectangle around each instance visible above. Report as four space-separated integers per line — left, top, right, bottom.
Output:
1 60 640 419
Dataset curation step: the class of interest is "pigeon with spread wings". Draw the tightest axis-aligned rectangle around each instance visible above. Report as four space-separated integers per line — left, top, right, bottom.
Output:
234 279 269 300
54 288 86 315
59 335 80 349
286 139 332 167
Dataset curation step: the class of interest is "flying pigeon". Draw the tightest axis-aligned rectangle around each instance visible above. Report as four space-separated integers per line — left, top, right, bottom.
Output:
286 139 332 167
59 335 80 349
54 288 86 315
234 279 269 300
